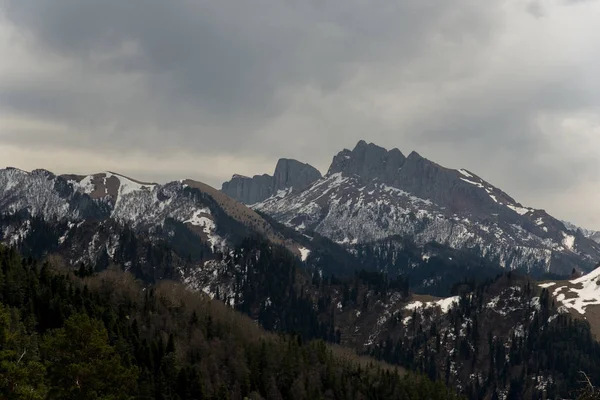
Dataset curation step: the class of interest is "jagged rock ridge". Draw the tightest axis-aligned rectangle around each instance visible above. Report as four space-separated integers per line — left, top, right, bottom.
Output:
234 141 600 275
221 158 322 204
562 220 600 244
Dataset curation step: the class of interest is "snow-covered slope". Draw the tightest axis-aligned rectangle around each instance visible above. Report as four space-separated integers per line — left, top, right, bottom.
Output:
0 169 220 240
539 264 600 339
243 141 600 275
544 265 600 315
0 168 302 275
0 168 89 220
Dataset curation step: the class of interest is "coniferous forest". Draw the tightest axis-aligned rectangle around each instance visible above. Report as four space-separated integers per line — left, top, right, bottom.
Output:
197 237 600 400
0 245 462 399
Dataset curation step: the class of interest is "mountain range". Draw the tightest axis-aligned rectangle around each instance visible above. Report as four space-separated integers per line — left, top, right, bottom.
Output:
2 140 599 286
223 140 600 276
3 140 600 398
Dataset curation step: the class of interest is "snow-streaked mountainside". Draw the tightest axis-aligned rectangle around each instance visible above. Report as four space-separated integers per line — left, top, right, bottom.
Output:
0 165 507 296
224 140 600 275
0 167 306 277
528 263 600 339
541 264 600 317
1 168 219 243
562 220 600 243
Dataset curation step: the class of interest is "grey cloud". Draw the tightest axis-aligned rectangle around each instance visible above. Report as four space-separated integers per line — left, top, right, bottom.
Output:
0 0 498 153
526 1 546 17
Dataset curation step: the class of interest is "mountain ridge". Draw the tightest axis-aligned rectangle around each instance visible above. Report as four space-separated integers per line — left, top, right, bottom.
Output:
0 166 312 274
3 163 600 399
225 140 600 275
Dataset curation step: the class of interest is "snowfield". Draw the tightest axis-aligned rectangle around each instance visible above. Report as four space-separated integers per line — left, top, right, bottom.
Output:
549 266 600 315
252 166 600 274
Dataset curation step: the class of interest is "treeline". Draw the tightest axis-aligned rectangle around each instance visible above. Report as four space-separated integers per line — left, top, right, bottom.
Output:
0 245 462 399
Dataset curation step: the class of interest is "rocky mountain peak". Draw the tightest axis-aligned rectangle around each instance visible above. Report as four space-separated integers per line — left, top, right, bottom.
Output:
273 158 322 193
326 140 406 184
251 140 600 275
406 150 424 161
222 158 321 205
31 169 56 179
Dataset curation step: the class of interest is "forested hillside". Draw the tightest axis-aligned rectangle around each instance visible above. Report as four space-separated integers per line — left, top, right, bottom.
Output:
0 245 461 399
189 236 600 399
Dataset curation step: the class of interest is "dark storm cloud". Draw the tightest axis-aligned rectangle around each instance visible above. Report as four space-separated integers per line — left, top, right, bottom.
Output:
1 0 600 227
0 0 498 153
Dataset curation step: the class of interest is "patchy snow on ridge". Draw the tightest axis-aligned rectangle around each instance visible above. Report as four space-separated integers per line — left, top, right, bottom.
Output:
184 208 213 227
460 178 484 188
458 169 474 178
106 172 155 197
404 296 459 313
184 208 225 248
77 175 95 194
506 204 531 216
252 166 600 275
0 168 73 220
550 266 600 315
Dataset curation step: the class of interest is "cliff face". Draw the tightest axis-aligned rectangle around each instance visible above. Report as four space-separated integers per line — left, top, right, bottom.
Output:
273 158 322 193
327 140 406 185
221 159 322 205
221 174 274 206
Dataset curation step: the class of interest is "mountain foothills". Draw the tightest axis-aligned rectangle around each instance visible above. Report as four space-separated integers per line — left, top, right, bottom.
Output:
0 245 461 399
225 140 600 277
2 140 600 399
185 236 600 399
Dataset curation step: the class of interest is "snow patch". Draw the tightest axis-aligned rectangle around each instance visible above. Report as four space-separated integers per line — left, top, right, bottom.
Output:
405 296 459 313
184 208 225 248
298 246 311 262
105 172 155 203
551 266 600 314
561 232 575 251
460 178 484 188
78 175 95 194
506 204 531 216
458 169 474 178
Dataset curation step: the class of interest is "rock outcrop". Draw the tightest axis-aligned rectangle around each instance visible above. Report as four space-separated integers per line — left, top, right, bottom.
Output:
222 159 322 204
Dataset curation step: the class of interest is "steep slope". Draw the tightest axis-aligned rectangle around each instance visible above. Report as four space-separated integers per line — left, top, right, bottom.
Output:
0 167 308 281
541 263 600 339
4 166 497 290
562 220 600 243
221 158 322 204
247 141 600 275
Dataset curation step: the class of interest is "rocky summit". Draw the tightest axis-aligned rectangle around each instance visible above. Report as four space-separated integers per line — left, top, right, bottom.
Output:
225 140 600 276
221 158 322 205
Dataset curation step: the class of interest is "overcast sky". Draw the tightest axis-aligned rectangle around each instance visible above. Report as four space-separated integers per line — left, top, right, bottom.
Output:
1 1 600 228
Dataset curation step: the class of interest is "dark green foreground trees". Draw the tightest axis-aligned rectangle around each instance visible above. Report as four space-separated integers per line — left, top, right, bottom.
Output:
0 246 461 399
